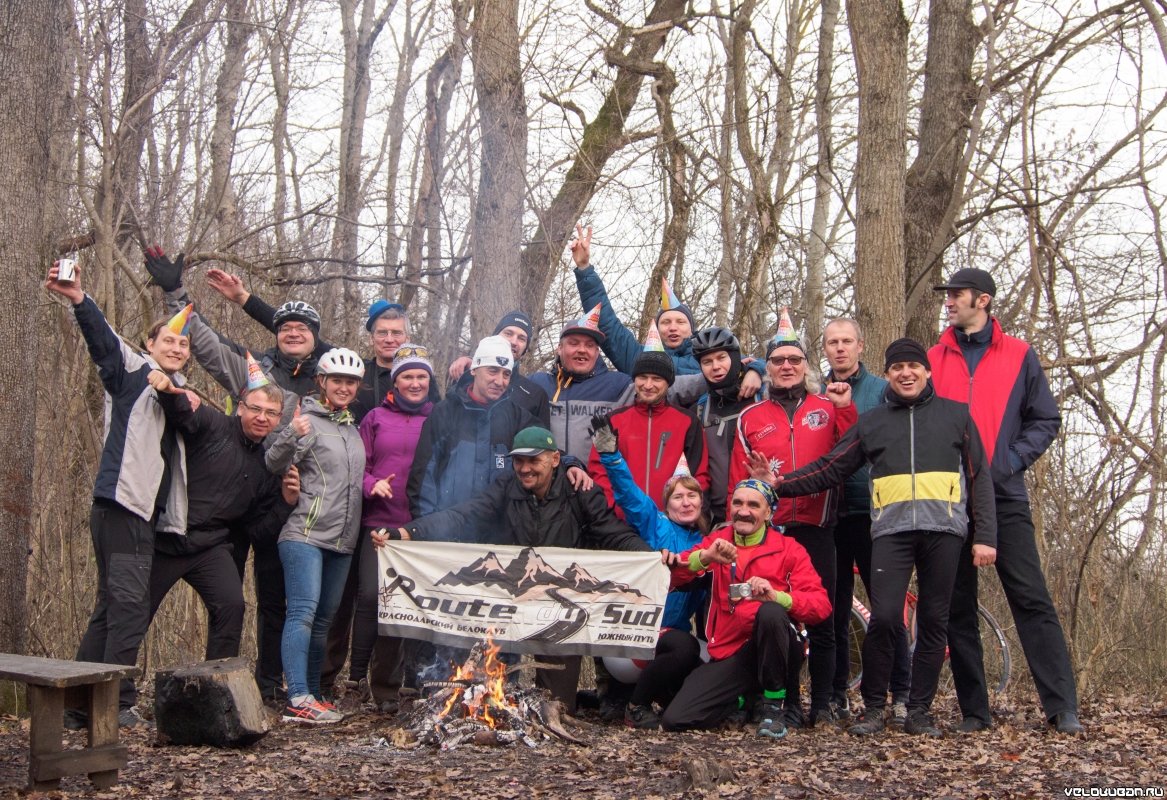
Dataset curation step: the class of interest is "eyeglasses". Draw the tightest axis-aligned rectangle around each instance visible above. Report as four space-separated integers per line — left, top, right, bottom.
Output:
278 323 311 334
372 329 408 340
394 344 431 360
768 355 805 366
240 402 282 420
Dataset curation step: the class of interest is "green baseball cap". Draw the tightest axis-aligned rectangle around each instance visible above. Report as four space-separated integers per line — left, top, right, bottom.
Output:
510 426 558 456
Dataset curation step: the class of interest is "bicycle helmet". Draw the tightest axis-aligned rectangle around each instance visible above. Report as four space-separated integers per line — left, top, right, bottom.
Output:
316 347 365 379
272 300 321 334
690 326 740 357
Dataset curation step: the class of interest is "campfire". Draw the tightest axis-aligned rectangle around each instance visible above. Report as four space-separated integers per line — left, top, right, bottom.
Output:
401 636 584 750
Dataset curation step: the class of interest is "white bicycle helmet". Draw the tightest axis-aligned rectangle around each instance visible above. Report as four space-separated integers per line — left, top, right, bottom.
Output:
316 347 365 379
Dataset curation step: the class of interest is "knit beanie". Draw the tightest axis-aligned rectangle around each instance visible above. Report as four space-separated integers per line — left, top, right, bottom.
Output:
633 350 676 386
884 337 931 372
390 342 434 382
493 310 533 341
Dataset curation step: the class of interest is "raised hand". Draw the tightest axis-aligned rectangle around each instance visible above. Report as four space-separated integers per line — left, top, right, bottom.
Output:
44 260 84 304
143 245 185 292
568 223 592 269
589 413 618 454
746 450 778 483
290 403 311 437
205 268 250 305
825 381 852 408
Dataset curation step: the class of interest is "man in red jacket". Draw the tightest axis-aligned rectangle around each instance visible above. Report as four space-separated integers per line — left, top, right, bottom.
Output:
588 343 710 514
929 268 1081 734
729 314 855 727
660 479 831 738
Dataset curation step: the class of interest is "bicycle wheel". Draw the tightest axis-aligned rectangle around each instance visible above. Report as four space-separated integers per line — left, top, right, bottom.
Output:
978 605 1011 695
846 603 867 690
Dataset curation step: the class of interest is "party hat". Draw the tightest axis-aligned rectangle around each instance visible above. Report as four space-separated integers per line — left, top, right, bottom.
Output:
560 303 606 343
672 452 691 478
643 320 665 352
660 278 682 311
774 307 797 343
245 351 271 390
166 303 193 336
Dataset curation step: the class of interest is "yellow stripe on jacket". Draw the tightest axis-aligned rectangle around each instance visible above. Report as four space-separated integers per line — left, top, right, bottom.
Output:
872 472 962 509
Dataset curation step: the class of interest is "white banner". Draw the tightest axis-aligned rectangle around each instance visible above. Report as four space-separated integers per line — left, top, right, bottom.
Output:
376 541 669 659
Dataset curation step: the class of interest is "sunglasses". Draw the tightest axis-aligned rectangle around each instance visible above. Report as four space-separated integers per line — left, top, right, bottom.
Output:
768 355 805 366
394 344 431 360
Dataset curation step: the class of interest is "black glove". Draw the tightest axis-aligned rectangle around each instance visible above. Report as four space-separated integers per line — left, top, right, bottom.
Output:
144 245 185 292
589 413 618 454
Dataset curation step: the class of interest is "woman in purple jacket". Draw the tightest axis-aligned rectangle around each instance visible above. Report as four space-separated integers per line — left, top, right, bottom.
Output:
350 343 434 710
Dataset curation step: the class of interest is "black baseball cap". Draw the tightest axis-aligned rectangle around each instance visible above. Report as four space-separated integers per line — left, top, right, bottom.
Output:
933 268 996 297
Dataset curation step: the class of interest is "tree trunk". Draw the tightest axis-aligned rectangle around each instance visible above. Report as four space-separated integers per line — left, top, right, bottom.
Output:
204 0 253 247
0 0 71 654
468 0 527 340
903 0 982 345
846 0 908 360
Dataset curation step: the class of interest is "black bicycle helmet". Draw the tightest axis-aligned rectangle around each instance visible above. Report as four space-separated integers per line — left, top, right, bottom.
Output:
691 326 740 357
272 300 321 333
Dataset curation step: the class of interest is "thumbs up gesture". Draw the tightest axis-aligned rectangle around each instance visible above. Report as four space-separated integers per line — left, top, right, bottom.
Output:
291 403 311 437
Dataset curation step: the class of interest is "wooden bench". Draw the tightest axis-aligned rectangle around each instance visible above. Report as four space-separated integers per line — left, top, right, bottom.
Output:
0 654 139 791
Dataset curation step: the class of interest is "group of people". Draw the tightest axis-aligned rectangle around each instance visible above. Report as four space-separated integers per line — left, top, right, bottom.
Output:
45 224 1083 740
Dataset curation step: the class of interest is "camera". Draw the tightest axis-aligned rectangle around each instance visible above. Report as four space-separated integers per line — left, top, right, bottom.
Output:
728 582 753 601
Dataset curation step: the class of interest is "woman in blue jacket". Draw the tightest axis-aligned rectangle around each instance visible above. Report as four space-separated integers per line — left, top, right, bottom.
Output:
591 416 708 729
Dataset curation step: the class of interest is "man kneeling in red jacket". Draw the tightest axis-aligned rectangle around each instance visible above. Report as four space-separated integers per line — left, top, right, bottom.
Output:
660 479 831 738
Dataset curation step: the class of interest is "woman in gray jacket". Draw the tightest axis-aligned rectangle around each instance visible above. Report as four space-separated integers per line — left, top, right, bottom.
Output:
266 348 365 724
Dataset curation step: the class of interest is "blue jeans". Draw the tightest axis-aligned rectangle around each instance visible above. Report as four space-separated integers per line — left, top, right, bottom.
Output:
279 541 352 700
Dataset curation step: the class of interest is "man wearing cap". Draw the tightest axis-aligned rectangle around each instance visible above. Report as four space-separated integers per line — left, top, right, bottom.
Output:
820 318 910 721
392 426 653 712
730 310 856 728
445 310 550 425
587 339 711 516
407 335 542 541
530 306 709 464
659 479 831 738
929 268 1081 734
767 338 997 737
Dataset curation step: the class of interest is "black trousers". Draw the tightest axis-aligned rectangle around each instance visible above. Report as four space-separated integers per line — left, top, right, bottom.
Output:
785 523 835 711
75 500 154 709
861 531 962 713
661 603 802 731
230 529 288 700
834 513 911 702
347 528 405 702
947 497 1078 723
629 629 703 708
149 543 244 661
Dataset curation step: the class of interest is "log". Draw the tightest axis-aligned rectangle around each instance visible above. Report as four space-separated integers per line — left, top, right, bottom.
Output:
154 658 269 747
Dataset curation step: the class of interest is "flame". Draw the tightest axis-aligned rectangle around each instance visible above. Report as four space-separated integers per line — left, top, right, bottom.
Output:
437 632 513 729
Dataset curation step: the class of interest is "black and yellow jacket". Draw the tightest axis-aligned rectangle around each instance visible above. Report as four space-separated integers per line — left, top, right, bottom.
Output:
774 382 996 546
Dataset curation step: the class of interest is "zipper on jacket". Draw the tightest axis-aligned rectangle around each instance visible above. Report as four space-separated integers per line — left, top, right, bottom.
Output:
644 408 654 489
910 404 917 528
655 430 672 471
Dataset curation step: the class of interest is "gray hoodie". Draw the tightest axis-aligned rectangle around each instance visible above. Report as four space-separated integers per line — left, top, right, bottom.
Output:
266 396 364 552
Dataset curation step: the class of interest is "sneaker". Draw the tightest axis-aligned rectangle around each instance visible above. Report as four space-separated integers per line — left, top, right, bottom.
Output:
317 698 338 712
957 716 992 733
344 677 371 703
118 706 152 729
904 709 943 737
63 709 88 731
1050 712 1084 735
599 694 626 723
756 703 787 740
808 705 843 728
283 698 343 725
782 704 806 730
847 710 886 736
890 702 908 726
624 703 661 730
830 694 851 721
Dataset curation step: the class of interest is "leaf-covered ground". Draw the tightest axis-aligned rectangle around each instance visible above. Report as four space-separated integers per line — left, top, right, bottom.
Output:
1 695 1164 798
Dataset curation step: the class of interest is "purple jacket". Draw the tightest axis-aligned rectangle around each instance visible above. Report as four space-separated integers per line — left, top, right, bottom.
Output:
360 394 433 528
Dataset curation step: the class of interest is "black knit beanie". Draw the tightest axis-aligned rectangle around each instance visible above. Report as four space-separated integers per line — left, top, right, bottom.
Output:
633 350 676 386
884 337 931 372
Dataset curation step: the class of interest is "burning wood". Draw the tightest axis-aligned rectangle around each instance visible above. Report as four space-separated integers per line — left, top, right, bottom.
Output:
401 637 584 750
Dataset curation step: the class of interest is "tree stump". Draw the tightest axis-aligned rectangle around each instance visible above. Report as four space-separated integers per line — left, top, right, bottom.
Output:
154 658 269 747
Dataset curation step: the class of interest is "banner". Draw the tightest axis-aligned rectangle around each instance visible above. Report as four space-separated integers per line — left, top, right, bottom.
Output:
377 541 669 659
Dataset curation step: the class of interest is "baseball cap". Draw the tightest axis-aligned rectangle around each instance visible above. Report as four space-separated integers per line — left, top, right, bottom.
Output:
509 426 558 456
933 268 996 297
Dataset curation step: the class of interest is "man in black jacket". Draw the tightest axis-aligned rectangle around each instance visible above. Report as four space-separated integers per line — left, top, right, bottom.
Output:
389 426 651 711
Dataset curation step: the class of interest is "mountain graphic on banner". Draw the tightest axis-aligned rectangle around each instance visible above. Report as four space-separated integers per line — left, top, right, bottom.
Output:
436 547 649 600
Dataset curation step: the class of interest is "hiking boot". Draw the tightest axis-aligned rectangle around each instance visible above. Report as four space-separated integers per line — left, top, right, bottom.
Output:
624 703 661 730
904 709 943 737
782 704 806 730
118 706 152 729
847 711 886 736
830 694 851 721
756 703 788 740
1050 712 1084 735
63 709 88 731
957 716 992 733
808 705 843 728
890 701 908 727
599 694 626 723
283 698 343 725
344 677 371 703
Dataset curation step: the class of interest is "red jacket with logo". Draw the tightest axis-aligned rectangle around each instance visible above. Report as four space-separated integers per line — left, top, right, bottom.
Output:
589 400 710 514
730 392 856 528
671 524 832 660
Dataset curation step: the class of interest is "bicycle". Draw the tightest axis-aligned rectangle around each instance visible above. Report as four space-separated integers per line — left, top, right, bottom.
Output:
840 578 1011 694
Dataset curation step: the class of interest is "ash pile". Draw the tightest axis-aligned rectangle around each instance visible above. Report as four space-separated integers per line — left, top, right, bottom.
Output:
401 639 584 750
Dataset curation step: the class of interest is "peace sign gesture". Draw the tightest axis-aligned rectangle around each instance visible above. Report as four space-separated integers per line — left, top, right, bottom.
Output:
569 223 592 269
